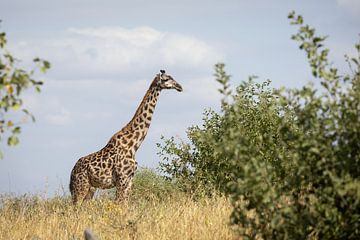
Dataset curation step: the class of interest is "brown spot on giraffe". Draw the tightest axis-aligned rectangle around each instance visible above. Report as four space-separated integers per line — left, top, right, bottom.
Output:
69 70 183 204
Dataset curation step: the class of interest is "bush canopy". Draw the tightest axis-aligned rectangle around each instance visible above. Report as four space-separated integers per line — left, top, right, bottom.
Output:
158 12 360 239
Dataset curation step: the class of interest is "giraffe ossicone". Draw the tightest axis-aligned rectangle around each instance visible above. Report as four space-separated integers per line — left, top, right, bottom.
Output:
69 70 182 204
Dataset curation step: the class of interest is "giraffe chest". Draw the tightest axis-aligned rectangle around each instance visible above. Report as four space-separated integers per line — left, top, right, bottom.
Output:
87 156 115 188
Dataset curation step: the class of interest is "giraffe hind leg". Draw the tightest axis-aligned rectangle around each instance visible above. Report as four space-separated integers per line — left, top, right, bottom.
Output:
70 175 92 205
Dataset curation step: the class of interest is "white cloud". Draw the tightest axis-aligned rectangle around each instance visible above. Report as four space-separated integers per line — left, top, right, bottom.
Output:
69 26 164 48
7 26 222 130
9 26 223 79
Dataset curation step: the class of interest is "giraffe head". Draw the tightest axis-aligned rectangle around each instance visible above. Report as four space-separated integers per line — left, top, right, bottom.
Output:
156 70 183 92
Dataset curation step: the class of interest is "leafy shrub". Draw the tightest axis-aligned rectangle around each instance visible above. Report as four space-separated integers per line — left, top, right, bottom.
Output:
130 168 181 202
158 12 360 239
0 25 50 156
157 108 224 195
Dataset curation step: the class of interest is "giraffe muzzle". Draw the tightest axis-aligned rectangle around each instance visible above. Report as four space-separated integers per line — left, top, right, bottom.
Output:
174 82 183 92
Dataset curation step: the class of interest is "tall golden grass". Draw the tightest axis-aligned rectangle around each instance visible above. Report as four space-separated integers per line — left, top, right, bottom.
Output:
0 170 236 239
0 194 234 240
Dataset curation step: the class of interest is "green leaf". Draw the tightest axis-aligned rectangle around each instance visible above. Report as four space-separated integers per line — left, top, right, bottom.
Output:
12 103 21 111
12 126 21 134
7 120 13 127
7 135 19 146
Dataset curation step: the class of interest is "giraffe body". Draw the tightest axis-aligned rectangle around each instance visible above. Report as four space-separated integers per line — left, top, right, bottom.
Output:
70 70 182 204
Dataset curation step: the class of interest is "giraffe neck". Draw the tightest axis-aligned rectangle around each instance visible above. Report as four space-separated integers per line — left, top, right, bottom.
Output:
127 85 161 134
113 81 161 154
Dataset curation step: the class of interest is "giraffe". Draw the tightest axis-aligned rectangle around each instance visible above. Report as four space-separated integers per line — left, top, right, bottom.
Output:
69 70 182 204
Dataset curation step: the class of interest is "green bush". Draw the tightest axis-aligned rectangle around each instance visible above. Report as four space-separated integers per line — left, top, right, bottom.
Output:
157 109 224 195
158 12 360 239
130 168 180 202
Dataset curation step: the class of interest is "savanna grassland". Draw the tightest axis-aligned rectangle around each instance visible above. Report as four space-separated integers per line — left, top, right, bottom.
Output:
0 169 235 240
1 11 360 240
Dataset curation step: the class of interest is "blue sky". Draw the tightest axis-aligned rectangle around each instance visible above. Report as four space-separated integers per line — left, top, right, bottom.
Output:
0 0 359 195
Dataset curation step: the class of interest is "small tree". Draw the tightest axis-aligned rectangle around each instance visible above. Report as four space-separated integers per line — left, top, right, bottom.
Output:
158 12 360 239
0 25 50 157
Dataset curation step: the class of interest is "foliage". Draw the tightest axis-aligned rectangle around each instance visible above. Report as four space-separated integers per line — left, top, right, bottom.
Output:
157 64 236 197
158 12 360 239
157 109 223 196
0 25 50 156
130 168 181 202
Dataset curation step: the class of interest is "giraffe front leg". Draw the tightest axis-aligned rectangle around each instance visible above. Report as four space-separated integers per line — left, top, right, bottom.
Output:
84 187 96 201
115 179 132 203
114 161 137 203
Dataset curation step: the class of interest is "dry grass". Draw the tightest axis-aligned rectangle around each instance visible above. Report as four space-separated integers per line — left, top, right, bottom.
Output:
0 192 235 240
